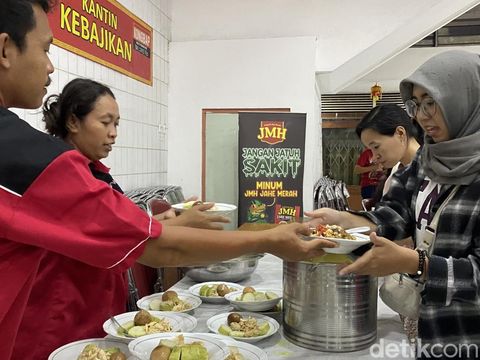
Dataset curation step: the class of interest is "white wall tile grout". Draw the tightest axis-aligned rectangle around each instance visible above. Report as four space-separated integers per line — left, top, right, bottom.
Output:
10 0 170 191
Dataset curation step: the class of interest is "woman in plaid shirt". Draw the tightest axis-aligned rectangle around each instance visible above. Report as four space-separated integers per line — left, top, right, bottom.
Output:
307 50 480 359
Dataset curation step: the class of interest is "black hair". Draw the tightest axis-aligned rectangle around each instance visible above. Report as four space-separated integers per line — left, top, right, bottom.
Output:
411 118 424 146
356 104 424 145
0 0 54 51
42 78 116 139
356 104 424 209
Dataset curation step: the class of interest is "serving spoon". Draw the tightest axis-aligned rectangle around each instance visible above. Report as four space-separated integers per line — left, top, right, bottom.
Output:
345 226 371 234
109 316 134 338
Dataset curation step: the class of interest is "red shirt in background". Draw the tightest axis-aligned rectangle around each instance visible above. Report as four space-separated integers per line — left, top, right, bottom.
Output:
356 148 383 188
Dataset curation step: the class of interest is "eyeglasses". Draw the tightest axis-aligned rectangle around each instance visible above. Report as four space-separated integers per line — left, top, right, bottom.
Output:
404 97 437 118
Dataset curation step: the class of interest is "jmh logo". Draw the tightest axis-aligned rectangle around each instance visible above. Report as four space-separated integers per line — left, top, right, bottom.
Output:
257 121 287 145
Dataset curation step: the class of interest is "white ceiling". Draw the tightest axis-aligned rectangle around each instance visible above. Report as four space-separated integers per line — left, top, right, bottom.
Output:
171 0 419 71
171 0 480 93
343 45 480 93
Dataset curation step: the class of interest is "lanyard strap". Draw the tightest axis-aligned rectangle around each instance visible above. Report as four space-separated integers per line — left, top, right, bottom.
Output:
420 185 460 253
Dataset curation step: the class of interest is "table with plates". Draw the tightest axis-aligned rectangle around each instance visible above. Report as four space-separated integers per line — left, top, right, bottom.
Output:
168 254 414 360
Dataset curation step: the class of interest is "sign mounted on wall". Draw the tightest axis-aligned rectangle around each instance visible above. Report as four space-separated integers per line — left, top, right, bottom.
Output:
48 0 153 85
238 112 306 225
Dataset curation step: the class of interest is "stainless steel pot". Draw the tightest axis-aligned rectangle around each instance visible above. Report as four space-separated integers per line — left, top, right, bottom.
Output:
283 255 378 352
183 254 264 282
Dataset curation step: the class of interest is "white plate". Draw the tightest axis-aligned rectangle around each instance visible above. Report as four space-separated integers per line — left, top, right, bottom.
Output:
309 233 371 254
128 332 229 360
189 281 243 304
223 338 268 360
103 311 197 341
136 290 202 313
169 312 198 332
207 312 280 343
208 334 268 360
172 202 237 215
224 288 282 312
49 338 130 359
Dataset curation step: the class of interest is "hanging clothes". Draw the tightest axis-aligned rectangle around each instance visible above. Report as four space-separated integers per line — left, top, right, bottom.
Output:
313 176 350 211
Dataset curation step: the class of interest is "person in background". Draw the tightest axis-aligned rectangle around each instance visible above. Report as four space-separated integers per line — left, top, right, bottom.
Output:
355 103 422 342
0 1 336 358
356 104 422 210
306 50 480 359
42 78 224 229
353 148 384 200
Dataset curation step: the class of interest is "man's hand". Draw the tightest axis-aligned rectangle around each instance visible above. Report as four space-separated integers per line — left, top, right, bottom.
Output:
338 232 418 276
264 223 337 261
172 202 230 230
304 208 343 227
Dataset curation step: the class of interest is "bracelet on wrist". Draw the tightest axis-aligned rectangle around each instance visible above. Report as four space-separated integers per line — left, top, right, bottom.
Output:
411 249 427 278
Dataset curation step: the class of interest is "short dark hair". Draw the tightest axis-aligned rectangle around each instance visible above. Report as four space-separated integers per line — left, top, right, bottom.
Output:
356 104 423 145
0 0 54 51
43 78 116 138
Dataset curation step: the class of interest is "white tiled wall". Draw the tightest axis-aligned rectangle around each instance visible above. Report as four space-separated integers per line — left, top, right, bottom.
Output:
12 0 171 191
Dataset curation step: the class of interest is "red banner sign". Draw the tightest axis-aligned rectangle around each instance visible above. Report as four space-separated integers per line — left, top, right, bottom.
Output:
48 0 153 85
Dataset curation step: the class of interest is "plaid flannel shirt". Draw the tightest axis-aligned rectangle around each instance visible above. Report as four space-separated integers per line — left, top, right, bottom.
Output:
362 152 480 359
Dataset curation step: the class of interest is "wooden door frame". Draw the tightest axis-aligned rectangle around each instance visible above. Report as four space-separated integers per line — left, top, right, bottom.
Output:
321 112 367 129
321 112 367 211
201 108 290 200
